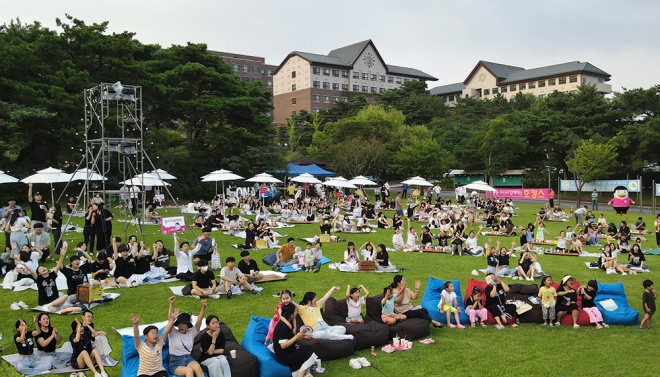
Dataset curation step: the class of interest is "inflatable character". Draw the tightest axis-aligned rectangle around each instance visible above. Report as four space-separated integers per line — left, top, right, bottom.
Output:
607 186 635 215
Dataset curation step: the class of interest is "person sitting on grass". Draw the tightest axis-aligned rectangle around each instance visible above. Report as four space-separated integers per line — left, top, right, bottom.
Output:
113 241 140 287
345 284 369 324
34 312 71 368
130 311 174 377
91 252 117 287
515 251 536 281
33 246 80 313
166 296 205 377
69 317 108 377
599 243 627 275
276 238 299 267
190 259 220 299
342 214 356 232
237 250 264 283
569 233 584 254
220 256 261 298
2 243 40 290
628 243 648 270
14 317 53 376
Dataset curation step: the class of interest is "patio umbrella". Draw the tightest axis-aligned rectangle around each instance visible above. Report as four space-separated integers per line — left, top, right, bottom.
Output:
401 176 433 187
21 167 72 204
201 169 244 195
70 168 107 181
348 175 377 186
322 176 357 189
0 172 19 184
291 173 321 184
246 173 282 205
121 173 171 187
149 169 177 180
463 180 497 192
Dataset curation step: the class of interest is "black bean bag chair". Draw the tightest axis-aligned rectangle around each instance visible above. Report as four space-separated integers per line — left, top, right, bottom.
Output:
323 297 390 349
506 284 544 324
191 322 259 377
366 295 430 340
294 313 355 360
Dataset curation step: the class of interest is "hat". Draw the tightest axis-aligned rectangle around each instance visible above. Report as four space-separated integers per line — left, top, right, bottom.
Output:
174 313 192 327
34 192 41 196
561 275 573 285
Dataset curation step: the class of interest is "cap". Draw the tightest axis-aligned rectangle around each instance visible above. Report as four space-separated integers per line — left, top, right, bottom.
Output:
34 192 41 196
174 313 192 328
562 275 573 285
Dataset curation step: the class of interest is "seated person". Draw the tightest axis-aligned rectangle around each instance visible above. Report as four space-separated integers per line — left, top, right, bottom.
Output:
220 256 261 297
341 214 356 232
113 242 140 287
173 234 195 282
627 244 648 270
391 228 406 251
633 217 648 233
276 238 299 267
2 243 40 290
569 234 584 254
617 234 631 252
190 259 220 298
146 206 162 225
69 318 108 377
317 218 339 242
91 252 117 287
61 255 86 304
192 229 215 266
356 214 372 232
193 209 206 228
237 250 263 284
80 310 114 365
35 313 72 368
152 239 177 277
27 223 50 263
14 317 53 375
34 248 79 312
130 311 174 377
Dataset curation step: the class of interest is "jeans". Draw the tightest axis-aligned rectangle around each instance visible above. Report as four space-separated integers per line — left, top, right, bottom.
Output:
16 354 52 375
575 214 583 225
592 199 598 210
52 227 62 256
168 354 195 375
201 355 231 377
10 232 28 249
36 350 72 369
312 322 348 340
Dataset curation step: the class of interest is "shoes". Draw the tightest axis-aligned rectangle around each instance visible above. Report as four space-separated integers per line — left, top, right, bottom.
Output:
357 357 370 367
549 323 554 327
602 323 609 328
432 322 444 328
542 323 547 326
381 344 396 353
344 334 354 340
16 301 28 309
448 324 457 328
312 269 319 273
226 291 232 299
622 272 627 276
495 325 505 330
100 372 108 377
573 324 580 329
526 277 532 281
596 324 603 329
510 324 518 328
70 373 78 377
10 302 20 310
512 276 519 280
418 338 435 344
209 294 219 299
349 358 362 369
251 290 262 296
554 322 561 326
457 324 466 329
314 366 325 373
192 294 200 299
125 281 133 288
95 372 102 377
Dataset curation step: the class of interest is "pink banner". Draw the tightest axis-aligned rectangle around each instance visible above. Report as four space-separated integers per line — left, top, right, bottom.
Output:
486 188 549 200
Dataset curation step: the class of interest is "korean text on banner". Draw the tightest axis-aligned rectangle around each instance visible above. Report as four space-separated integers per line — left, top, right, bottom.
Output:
161 216 186 234
486 188 548 200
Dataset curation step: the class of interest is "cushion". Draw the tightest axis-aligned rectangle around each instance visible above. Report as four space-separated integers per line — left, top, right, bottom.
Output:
191 324 258 377
241 316 291 377
323 297 349 326
293 313 355 359
465 278 495 324
323 297 389 349
420 277 469 325
508 283 539 296
552 280 591 326
595 282 639 325
366 294 430 340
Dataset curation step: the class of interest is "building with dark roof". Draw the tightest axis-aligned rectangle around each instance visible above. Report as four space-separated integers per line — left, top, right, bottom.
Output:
272 40 437 124
431 60 612 105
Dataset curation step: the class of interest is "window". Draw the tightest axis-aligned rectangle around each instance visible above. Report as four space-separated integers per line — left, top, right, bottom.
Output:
371 87 377 93
242 65 249 72
323 95 329 103
492 88 498 94
332 83 339 90
371 74 377 81
266 81 273 88
362 86 368 92
548 78 556 86
342 71 348 78
323 69 330 76
387 76 393 83
266 70 273 77
353 72 360 79
232 64 239 71
448 95 455 101
569 75 578 83
510 85 517 92
313 81 320 88
538 94 546 99
484 89 490 95
313 67 321 75
291 71 296 78
323 82 330 89
362 73 368 80
291 84 296 91
332 70 339 77
333 96 339 103
500 86 507 93
252 67 260 73
528 82 536 89
379 75 385 82
598 77 604 83
312 95 320 102
558 77 567 84
312 108 319 113
353 85 360 91
519 83 526 90
379 88 385 93
538 80 546 88
404 78 410 82
342 97 348 102
242 77 250 82
292 110 296 115
395 77 402 84
291 98 296 104
341 84 348 91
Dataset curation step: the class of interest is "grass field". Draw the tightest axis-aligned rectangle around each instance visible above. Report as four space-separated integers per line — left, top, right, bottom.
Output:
1 200 658 377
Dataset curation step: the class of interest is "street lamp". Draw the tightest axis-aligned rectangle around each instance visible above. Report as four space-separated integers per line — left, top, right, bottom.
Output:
545 148 553 189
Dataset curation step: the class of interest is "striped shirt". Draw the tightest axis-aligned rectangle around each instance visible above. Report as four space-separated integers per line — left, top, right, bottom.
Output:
137 337 165 376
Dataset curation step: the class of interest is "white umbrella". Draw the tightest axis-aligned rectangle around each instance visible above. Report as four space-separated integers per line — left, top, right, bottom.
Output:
401 176 433 187
21 167 73 204
463 180 497 192
322 176 357 189
149 169 177 180
246 173 282 183
201 169 244 195
291 173 321 184
70 168 107 181
121 173 171 187
348 175 377 186
0 172 19 184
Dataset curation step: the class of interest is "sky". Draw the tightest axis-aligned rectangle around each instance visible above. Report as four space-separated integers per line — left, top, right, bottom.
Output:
3 0 660 91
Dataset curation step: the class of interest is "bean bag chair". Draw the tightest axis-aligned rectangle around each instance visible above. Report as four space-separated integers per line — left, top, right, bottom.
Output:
241 316 290 377
507 283 543 324
465 278 497 325
294 313 356 360
191 323 258 377
552 280 591 326
595 282 639 325
120 327 170 377
323 297 390 349
420 277 469 325
365 294 430 340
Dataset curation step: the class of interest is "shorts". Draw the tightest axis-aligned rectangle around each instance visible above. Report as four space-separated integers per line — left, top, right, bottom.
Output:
169 354 194 375
441 304 457 313
346 314 363 323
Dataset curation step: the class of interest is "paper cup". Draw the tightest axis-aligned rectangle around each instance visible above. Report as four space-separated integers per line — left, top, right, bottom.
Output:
230 350 236 359
393 338 400 347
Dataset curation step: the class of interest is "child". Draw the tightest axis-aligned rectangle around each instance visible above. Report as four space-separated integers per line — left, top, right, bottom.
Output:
555 231 568 252
465 288 487 328
130 311 176 377
538 275 557 326
579 279 608 329
438 281 465 328
265 290 295 345
640 280 656 330
346 285 369 324
534 221 551 242
303 242 315 272
381 286 406 325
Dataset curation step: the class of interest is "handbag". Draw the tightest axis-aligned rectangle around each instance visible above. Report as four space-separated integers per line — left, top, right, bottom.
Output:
211 251 221 270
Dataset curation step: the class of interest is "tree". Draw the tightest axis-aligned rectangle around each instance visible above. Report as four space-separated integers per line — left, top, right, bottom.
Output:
390 126 454 179
329 137 388 177
565 139 618 207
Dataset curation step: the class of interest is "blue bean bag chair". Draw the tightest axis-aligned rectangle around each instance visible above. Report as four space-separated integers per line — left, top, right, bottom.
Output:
121 328 173 377
596 282 639 326
420 277 469 325
241 316 291 377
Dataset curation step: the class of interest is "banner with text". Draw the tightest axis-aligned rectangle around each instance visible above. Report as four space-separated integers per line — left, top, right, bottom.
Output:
560 180 640 193
656 183 660 196
161 216 186 235
486 188 548 200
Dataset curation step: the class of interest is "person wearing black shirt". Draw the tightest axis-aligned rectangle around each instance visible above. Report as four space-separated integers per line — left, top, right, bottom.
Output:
35 313 71 368
35 250 80 312
375 244 396 272
238 250 263 283
244 221 258 249
61 255 86 305
190 259 220 298
377 212 388 229
273 303 318 376
83 204 97 251
27 183 48 226
69 318 107 376
91 252 116 287
14 317 53 375
555 275 579 328
49 203 63 257
196 315 231 377
484 273 517 329
578 280 608 329
153 240 177 276
113 242 138 287
93 203 113 252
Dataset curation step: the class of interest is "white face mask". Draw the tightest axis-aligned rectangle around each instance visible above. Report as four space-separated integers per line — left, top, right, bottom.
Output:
200 266 208 273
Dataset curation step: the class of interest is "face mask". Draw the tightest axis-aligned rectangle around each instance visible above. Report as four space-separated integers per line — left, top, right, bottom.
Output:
200 266 208 273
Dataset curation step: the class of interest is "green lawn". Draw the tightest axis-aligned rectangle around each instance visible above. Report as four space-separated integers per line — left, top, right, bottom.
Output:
1 202 658 377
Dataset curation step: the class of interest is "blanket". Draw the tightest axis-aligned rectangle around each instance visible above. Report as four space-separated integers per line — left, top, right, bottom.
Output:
645 248 660 255
1 342 98 375
225 231 286 238
231 243 280 250
584 261 650 272
31 293 121 315
280 256 331 273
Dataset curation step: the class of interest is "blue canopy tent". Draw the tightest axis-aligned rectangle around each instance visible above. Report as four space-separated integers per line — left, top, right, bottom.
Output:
276 163 336 177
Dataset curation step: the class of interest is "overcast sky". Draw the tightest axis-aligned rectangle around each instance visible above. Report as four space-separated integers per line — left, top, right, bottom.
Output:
3 0 660 91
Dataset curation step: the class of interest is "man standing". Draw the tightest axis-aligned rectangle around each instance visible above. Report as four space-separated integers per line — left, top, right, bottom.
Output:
27 183 48 227
2 197 22 249
433 184 442 199
454 185 462 205
129 185 140 217
591 189 599 210
401 183 408 199
394 192 404 217
228 181 237 199
549 189 555 208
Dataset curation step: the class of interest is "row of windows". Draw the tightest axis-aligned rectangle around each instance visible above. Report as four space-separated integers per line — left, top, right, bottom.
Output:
312 81 349 90
232 64 273 76
300 68 408 84
311 95 342 103
482 75 580 95
240 77 273 87
352 85 386 93
310 68 349 78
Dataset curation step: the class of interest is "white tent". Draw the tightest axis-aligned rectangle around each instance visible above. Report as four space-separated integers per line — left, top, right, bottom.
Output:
291 173 321 184
463 180 497 192
246 173 282 183
0 172 19 184
401 176 433 187
348 175 377 186
149 169 177 180
70 168 106 181
322 176 357 189
21 167 72 204
121 173 170 187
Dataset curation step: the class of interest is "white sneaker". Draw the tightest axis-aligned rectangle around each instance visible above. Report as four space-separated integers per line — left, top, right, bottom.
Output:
10 302 20 310
95 372 102 377
344 334 354 340
101 372 108 377
512 276 518 280
17 301 29 309
357 357 371 367
349 358 362 369
209 294 220 299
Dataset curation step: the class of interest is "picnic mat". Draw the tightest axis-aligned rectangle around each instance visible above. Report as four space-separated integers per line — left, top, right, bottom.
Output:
103 276 180 289
280 256 331 273
584 262 650 272
1 342 99 375
225 231 287 238
231 243 280 250
31 293 121 315
646 248 660 255
117 219 159 226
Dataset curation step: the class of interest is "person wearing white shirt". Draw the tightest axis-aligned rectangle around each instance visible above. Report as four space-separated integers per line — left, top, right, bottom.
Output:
173 234 195 281
574 206 588 226
392 228 405 251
